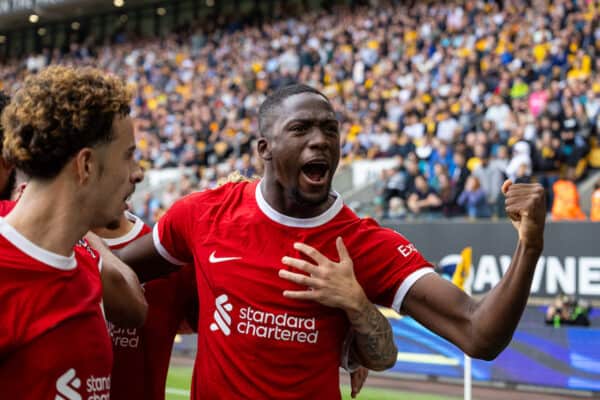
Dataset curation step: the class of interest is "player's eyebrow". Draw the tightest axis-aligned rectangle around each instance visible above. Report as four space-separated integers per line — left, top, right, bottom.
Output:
283 117 338 127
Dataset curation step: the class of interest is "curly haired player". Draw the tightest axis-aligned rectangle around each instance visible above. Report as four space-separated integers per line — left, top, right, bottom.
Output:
0 67 146 399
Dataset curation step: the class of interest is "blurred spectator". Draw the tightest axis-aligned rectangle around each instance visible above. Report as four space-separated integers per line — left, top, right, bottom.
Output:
545 295 574 328
514 163 533 184
472 153 506 218
161 182 179 209
449 151 469 195
407 175 442 219
545 294 591 327
457 176 491 219
506 141 532 183
437 173 462 218
551 168 586 221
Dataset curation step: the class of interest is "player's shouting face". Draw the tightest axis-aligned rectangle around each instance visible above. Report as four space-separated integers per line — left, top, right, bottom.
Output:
258 91 340 209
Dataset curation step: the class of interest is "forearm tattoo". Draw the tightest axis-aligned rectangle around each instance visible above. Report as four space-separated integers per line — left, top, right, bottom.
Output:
351 302 397 369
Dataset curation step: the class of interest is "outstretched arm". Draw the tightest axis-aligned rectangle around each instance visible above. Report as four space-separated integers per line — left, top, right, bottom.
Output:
279 238 398 371
402 181 545 359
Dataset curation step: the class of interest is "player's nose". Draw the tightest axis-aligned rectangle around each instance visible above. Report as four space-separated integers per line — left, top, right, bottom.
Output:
131 162 144 184
307 127 328 150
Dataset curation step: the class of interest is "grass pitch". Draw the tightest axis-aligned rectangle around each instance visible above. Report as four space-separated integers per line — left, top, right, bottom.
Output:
166 366 459 400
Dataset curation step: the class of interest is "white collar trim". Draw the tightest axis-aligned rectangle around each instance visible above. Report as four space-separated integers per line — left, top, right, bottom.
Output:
255 180 344 228
102 212 145 247
0 218 76 270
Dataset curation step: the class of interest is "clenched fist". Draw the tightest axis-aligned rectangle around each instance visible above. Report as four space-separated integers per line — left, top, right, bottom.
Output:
502 180 546 251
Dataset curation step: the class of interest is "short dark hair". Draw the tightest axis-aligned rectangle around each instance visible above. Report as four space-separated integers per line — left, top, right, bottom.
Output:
258 84 329 137
2 66 132 179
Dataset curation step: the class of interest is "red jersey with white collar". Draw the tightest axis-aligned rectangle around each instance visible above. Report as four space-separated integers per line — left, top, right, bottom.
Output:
107 212 196 400
0 208 111 399
153 180 433 399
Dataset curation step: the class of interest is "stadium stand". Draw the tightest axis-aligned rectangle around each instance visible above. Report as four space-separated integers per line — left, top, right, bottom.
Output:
1 0 600 225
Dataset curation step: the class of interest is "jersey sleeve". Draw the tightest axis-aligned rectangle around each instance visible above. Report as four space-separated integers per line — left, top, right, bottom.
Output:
353 220 434 313
152 197 194 266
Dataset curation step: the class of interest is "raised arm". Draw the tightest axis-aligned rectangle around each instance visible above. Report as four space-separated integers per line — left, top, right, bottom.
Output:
401 181 545 359
279 238 398 371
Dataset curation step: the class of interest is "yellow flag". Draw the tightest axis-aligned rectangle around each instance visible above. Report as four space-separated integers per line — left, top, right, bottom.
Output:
452 247 472 291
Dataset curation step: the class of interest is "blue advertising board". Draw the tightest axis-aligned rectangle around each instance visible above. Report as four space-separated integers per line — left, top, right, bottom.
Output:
388 307 600 391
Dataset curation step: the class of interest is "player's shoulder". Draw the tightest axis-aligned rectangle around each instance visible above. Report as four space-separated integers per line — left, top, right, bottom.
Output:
173 180 257 210
75 239 101 264
348 213 413 245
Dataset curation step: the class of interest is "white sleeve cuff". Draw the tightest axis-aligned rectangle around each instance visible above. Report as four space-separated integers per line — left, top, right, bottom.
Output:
392 267 435 313
152 223 187 266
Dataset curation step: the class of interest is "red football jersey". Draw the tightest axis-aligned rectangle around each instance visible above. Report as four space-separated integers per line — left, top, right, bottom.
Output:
107 212 197 400
154 180 434 399
0 200 15 215
0 216 112 400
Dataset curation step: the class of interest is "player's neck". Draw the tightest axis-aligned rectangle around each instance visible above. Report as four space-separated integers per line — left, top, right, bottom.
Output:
260 177 336 218
93 216 135 239
4 179 90 257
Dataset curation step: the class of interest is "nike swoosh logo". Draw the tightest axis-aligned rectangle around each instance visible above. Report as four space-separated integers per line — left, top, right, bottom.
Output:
209 251 242 264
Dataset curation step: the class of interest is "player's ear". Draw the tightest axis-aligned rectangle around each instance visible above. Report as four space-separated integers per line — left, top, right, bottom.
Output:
73 147 95 185
257 137 272 162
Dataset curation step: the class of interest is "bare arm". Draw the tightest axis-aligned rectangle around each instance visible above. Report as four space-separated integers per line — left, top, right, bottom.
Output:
279 238 397 371
346 296 398 371
86 233 148 328
401 181 545 360
114 232 181 283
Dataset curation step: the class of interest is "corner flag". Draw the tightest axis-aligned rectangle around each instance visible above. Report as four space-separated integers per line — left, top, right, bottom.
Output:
452 247 472 291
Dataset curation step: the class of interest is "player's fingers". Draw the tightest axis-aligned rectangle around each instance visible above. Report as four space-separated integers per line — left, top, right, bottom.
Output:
350 368 367 398
501 179 512 195
336 237 351 264
504 186 544 198
350 377 358 398
281 256 319 276
355 368 367 394
282 289 318 301
293 242 330 266
504 195 533 207
278 269 318 287
505 205 531 219
504 194 543 210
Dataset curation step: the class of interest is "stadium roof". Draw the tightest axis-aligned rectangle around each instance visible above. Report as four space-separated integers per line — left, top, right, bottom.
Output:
0 0 159 30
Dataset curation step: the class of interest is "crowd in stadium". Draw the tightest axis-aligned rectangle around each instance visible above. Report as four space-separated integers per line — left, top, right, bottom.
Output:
1 0 600 223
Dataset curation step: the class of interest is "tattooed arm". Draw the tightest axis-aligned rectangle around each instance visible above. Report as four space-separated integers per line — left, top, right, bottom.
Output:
346 299 397 370
278 237 398 371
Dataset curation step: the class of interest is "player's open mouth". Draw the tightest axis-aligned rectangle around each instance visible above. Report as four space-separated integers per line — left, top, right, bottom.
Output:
301 160 330 185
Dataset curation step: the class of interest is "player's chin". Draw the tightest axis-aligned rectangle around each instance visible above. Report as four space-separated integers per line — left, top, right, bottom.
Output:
294 185 331 206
